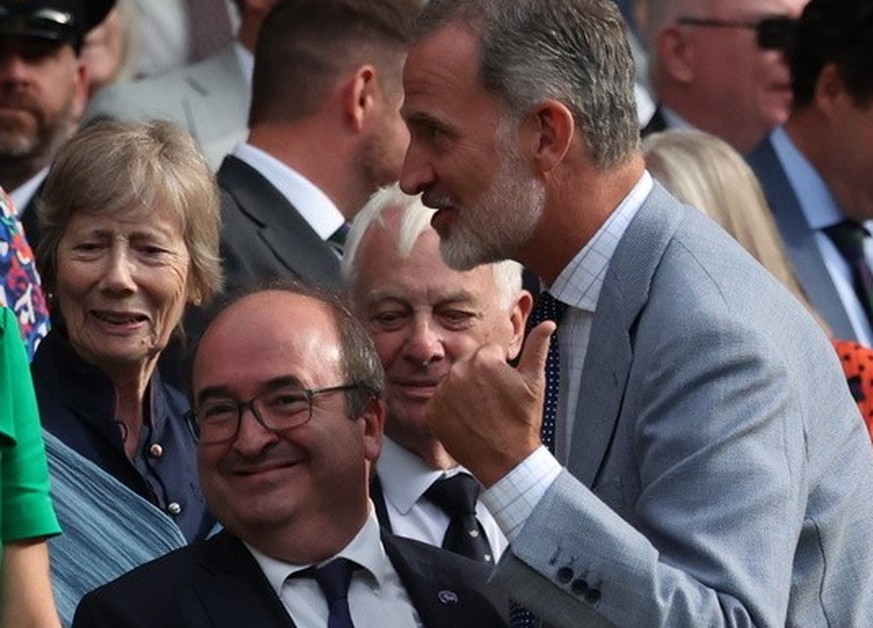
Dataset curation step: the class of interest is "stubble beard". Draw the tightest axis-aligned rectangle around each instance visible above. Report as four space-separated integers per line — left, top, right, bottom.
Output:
440 144 545 272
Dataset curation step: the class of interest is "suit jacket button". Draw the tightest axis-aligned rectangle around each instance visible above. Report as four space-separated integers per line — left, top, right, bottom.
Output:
167 502 182 516
585 588 602 604
570 578 588 596
556 566 574 583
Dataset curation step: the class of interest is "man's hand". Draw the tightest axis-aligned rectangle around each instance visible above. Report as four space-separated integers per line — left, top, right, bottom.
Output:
424 321 556 487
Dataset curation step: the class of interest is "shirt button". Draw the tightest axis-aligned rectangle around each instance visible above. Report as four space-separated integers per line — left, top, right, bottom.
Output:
149 443 164 458
167 502 182 516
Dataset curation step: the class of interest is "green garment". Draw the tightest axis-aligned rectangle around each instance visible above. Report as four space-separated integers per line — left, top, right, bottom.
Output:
0 306 60 543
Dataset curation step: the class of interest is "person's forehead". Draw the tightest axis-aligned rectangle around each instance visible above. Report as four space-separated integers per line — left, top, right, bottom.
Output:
195 292 344 390
205 293 338 356
358 227 500 305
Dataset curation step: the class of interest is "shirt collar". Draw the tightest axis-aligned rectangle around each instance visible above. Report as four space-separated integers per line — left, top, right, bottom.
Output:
376 437 446 514
770 126 845 230
232 142 345 240
659 105 695 131
233 41 254 86
246 509 387 596
549 171 652 312
9 168 48 217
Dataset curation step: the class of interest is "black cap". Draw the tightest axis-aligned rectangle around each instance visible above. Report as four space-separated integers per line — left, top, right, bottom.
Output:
0 0 116 51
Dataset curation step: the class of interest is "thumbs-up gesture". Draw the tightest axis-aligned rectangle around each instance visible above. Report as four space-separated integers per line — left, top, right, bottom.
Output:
424 321 556 487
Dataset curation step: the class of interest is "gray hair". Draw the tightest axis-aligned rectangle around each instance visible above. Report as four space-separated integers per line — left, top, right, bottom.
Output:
37 120 223 309
411 0 639 168
342 184 524 310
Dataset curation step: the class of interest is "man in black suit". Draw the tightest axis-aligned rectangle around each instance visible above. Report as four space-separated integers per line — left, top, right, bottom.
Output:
72 280 507 628
218 0 420 293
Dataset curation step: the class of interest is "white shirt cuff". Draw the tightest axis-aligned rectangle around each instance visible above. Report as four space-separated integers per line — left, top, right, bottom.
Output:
480 446 562 543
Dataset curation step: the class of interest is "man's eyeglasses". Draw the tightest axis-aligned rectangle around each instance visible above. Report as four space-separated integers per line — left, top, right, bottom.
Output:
187 384 360 444
676 16 796 51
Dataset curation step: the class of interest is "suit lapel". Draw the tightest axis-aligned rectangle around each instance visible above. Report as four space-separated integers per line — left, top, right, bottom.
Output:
369 475 394 533
382 533 504 627
568 184 681 487
218 155 342 288
192 531 298 628
746 138 855 339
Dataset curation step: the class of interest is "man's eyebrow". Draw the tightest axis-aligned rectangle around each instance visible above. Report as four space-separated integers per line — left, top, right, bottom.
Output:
195 376 305 404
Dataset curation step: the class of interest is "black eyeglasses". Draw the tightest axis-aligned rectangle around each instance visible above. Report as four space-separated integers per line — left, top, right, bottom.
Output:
676 16 796 51
187 384 360 444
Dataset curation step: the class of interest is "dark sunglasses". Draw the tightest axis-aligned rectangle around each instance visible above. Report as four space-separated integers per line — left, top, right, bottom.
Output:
676 16 796 51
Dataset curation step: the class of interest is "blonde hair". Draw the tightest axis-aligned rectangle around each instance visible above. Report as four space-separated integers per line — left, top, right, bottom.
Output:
643 129 820 320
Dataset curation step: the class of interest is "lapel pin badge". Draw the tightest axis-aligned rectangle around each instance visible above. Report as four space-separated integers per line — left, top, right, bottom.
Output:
438 590 459 605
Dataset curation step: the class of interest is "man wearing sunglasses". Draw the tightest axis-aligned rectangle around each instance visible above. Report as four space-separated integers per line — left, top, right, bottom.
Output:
73 280 509 628
643 0 807 153
748 0 873 346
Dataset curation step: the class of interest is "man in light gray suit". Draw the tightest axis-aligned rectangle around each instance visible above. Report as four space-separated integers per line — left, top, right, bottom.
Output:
399 0 873 626
747 0 873 345
84 0 278 168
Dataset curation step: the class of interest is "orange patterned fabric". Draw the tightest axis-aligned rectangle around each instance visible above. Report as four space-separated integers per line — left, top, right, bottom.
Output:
833 340 873 443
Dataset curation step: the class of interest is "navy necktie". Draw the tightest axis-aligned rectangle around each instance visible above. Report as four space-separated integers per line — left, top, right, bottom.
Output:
309 558 357 628
425 474 493 563
527 291 567 453
510 291 567 628
824 220 873 325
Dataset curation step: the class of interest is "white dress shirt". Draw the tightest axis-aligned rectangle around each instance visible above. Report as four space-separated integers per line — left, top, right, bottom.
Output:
248 510 423 627
376 437 507 560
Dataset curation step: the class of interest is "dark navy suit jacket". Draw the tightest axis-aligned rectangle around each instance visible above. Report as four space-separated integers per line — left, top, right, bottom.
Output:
72 529 509 628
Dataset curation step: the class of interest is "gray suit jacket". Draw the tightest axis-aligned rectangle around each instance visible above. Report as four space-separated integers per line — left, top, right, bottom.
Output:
746 135 857 340
84 45 249 169
494 184 873 627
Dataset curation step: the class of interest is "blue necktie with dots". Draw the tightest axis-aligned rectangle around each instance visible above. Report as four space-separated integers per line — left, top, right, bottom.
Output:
527 291 567 454
511 291 566 628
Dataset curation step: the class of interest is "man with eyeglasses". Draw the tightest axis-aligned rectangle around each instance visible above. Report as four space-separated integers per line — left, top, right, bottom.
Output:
72 280 508 628
643 0 807 152
0 0 114 252
748 0 873 348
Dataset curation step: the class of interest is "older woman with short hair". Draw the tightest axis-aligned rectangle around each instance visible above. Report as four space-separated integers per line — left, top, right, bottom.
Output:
34 119 221 537
31 119 222 623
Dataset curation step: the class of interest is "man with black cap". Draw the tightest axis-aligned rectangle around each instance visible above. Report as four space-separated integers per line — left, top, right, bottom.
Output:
0 0 114 251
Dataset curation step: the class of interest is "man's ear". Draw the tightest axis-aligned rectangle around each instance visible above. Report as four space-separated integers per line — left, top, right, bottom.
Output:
359 396 385 463
814 63 849 120
507 289 534 361
72 59 89 120
343 64 379 133
524 99 575 175
655 25 694 84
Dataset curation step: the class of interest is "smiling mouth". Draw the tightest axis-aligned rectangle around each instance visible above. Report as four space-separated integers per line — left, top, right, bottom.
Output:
92 310 148 325
234 460 301 477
